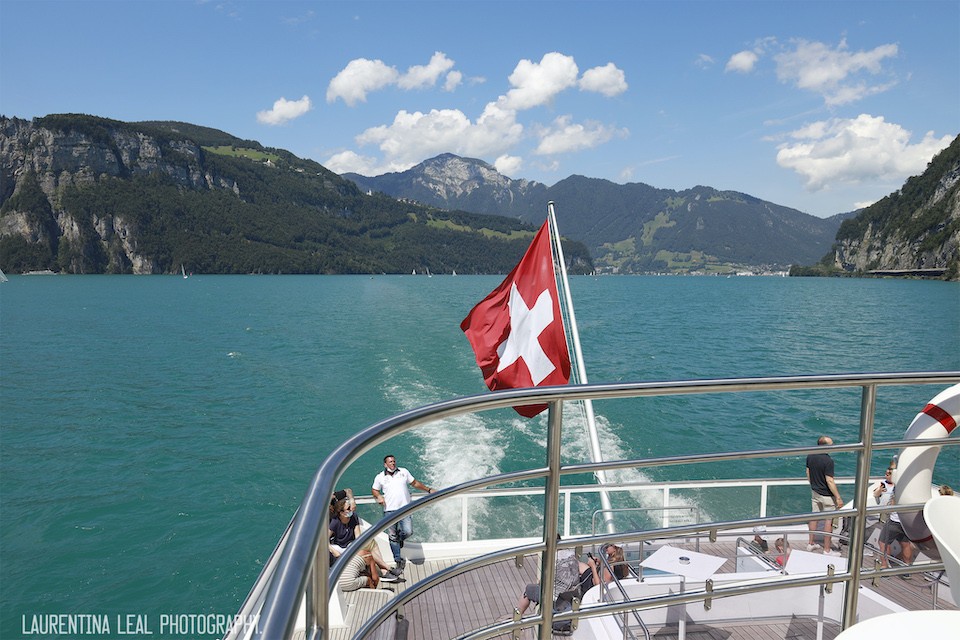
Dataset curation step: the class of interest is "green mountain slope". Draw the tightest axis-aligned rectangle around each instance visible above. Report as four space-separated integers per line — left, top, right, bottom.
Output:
0 115 592 275
812 135 960 279
343 155 847 273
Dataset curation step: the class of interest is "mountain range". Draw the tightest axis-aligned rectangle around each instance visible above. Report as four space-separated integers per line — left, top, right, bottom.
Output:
0 115 592 275
1 114 957 279
346 154 854 273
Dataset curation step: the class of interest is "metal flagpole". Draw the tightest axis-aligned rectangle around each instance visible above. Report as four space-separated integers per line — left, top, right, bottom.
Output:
547 201 616 534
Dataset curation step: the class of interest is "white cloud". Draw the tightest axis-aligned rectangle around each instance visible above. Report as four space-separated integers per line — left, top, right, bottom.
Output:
774 38 899 106
725 50 759 74
501 52 580 111
325 51 629 175
474 102 525 152
256 95 312 125
494 154 523 177
345 106 524 174
326 53 466 106
534 115 628 155
323 149 381 175
775 114 953 190
326 58 400 106
695 54 715 69
579 63 628 96
444 70 463 92
398 52 456 90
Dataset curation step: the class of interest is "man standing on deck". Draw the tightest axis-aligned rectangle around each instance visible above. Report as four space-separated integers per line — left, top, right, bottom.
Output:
806 436 844 554
372 455 434 572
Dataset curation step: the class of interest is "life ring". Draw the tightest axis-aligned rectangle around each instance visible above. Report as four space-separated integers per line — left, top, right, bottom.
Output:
894 383 960 549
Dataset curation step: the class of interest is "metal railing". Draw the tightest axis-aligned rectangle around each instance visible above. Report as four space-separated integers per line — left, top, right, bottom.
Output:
239 372 959 640
590 540 650 640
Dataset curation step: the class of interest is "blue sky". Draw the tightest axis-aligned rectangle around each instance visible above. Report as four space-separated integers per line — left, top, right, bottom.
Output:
2 1 957 218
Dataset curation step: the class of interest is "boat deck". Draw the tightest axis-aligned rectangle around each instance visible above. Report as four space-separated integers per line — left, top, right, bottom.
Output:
330 540 955 640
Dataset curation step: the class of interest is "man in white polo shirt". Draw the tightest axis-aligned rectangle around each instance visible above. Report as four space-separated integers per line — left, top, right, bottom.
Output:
371 455 433 572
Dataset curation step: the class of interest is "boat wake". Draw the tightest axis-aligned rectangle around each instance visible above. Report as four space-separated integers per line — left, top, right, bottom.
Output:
380 356 711 540
380 360 507 541
522 406 714 528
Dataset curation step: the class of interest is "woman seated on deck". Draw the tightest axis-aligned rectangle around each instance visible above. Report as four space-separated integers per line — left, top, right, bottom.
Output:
578 544 629 596
329 498 403 582
337 549 381 592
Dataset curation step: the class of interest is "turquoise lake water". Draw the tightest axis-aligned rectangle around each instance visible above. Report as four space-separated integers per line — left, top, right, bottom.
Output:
1 274 958 638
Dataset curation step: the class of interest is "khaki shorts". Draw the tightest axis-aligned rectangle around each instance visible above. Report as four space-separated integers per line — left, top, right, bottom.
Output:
811 491 838 530
811 492 836 512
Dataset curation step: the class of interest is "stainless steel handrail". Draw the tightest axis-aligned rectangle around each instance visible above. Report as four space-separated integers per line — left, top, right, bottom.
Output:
248 372 959 640
594 545 650 640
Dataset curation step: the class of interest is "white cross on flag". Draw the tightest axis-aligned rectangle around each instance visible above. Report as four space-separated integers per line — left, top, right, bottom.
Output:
460 220 571 417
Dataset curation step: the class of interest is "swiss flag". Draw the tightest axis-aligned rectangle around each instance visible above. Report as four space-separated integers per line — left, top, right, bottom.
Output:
460 220 571 417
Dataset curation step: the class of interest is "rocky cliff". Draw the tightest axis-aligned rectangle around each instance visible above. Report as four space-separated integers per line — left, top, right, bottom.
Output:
0 115 242 273
344 153 547 217
830 135 959 279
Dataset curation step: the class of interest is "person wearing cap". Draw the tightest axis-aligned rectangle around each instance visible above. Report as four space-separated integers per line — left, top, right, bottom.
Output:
330 487 355 519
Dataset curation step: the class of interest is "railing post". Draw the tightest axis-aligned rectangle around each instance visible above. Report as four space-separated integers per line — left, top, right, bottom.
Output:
842 384 877 629
462 495 470 543
314 535 330 638
663 488 671 528
539 400 564 640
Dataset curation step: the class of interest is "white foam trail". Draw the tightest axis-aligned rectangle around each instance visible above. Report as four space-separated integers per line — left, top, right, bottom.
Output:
514 403 712 526
380 357 710 540
381 361 506 541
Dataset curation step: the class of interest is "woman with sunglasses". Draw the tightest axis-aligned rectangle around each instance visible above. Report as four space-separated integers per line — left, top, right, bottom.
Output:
578 544 629 596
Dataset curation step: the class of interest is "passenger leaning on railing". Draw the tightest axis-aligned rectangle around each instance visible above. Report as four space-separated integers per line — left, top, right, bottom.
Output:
371 455 434 574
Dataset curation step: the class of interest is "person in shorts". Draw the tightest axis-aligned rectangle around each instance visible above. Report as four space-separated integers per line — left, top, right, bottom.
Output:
513 538 581 617
806 435 844 553
878 488 915 577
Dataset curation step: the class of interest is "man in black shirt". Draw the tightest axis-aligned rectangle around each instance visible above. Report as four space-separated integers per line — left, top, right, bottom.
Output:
806 436 844 553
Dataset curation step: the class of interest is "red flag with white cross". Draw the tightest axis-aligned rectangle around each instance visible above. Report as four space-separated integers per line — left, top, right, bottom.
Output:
460 220 571 417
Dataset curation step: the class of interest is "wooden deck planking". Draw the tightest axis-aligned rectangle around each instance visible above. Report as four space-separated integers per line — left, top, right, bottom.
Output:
392 553 575 640
329 539 952 639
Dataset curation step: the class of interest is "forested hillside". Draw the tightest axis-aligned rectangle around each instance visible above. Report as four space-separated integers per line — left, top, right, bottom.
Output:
0 115 592 275
793 135 960 280
344 154 848 273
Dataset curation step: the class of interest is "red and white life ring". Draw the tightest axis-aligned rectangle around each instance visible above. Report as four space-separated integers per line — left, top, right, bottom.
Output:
894 383 960 549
